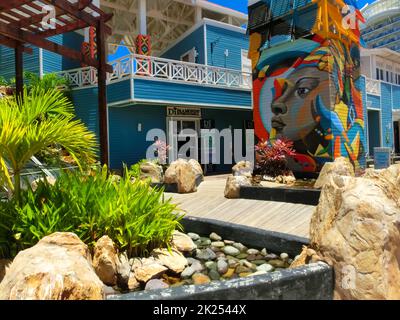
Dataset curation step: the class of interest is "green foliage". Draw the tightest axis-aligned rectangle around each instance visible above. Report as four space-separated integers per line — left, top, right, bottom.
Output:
0 166 183 259
23 72 70 96
0 88 97 199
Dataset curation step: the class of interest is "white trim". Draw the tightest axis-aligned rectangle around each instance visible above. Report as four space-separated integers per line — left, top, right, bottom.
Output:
130 78 134 100
203 23 208 66
108 99 135 107
203 18 247 34
196 0 247 21
132 75 252 92
39 48 44 79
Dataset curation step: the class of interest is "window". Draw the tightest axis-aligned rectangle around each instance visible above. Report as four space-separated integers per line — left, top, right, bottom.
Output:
180 48 197 63
386 71 390 82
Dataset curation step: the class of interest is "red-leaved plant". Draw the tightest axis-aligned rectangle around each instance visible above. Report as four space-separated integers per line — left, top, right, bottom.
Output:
254 138 296 177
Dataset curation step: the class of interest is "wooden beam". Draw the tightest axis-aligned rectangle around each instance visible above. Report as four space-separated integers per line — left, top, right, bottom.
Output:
96 19 109 166
0 35 32 54
0 21 113 73
15 43 24 100
0 1 32 13
45 0 112 35
36 20 87 38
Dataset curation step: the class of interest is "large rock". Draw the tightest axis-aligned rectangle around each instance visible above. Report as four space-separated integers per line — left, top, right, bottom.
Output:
189 159 204 183
314 157 354 189
232 161 253 178
92 236 118 286
140 161 163 184
224 175 252 199
171 231 197 253
132 257 168 283
310 165 400 300
165 159 197 193
0 233 104 300
151 248 188 274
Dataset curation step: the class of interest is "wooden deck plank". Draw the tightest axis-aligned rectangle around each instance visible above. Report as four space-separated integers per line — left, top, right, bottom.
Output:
166 175 314 238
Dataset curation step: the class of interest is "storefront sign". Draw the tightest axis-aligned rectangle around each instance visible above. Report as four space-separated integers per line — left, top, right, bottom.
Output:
167 107 201 118
374 147 391 169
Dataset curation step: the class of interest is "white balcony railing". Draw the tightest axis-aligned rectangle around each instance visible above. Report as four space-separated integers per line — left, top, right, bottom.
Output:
366 78 381 96
58 54 253 91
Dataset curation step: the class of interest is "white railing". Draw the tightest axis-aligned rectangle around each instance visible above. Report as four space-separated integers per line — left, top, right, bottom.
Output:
58 54 252 90
366 78 381 96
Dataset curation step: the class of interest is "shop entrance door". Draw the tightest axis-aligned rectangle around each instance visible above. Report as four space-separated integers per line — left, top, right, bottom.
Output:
394 121 400 154
168 118 200 161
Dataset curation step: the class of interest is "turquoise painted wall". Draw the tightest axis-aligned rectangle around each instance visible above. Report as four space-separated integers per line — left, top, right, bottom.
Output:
367 94 381 109
161 26 205 64
206 25 249 70
133 79 251 108
381 83 393 148
0 45 40 80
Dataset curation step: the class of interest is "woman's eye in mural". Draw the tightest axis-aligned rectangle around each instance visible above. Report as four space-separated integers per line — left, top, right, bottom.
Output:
294 78 319 99
296 87 311 98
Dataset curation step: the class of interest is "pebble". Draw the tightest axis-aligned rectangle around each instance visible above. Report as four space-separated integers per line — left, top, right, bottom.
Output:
145 279 169 291
264 253 279 260
223 246 240 256
211 241 225 248
228 259 240 268
222 268 235 278
239 272 253 277
280 253 289 260
196 248 217 261
247 249 260 255
217 259 229 275
233 242 247 252
199 237 212 246
235 265 252 274
181 266 196 279
253 260 268 266
209 269 220 281
192 273 211 285
261 248 268 256
240 260 255 269
215 252 226 259
224 240 235 245
187 233 200 241
205 261 217 271
236 253 248 259
256 264 274 273
209 233 222 241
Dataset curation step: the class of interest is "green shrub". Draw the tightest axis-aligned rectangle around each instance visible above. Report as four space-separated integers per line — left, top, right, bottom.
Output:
0 166 183 259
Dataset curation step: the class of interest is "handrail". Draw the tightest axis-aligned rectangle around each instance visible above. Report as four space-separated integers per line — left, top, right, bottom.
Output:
57 54 253 91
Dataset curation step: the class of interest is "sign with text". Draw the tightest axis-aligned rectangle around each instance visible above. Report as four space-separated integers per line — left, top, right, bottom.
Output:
167 107 201 118
374 147 391 169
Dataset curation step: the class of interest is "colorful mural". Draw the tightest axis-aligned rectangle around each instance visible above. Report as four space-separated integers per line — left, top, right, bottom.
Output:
248 0 366 172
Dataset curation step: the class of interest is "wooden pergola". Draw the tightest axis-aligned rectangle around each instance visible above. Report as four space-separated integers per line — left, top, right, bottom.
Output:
0 0 113 165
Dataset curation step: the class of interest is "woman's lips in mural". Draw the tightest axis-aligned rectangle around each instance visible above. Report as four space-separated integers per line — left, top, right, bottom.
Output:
271 117 286 131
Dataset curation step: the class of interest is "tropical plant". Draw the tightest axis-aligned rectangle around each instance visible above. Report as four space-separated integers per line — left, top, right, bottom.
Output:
0 166 183 259
0 88 97 200
23 71 70 94
254 138 296 177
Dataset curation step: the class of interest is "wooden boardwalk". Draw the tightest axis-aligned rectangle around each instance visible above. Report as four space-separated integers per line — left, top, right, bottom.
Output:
165 175 314 238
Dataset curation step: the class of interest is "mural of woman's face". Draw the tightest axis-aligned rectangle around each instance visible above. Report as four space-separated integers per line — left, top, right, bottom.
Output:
260 66 330 142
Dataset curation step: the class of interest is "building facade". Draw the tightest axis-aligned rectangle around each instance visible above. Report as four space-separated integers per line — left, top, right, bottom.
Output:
361 0 400 53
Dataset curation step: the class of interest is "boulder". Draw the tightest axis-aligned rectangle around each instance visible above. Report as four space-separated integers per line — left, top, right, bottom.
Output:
92 236 118 286
132 257 168 283
224 176 251 199
309 165 400 300
314 157 354 189
116 252 131 289
140 161 163 184
189 159 204 183
171 231 197 253
0 233 104 300
152 248 188 274
165 159 197 193
232 161 253 178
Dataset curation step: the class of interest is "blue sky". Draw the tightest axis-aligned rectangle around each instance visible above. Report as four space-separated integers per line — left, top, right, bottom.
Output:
208 0 376 13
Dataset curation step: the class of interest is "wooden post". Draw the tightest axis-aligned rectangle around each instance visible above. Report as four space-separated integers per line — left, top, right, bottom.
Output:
15 43 24 100
96 19 109 166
